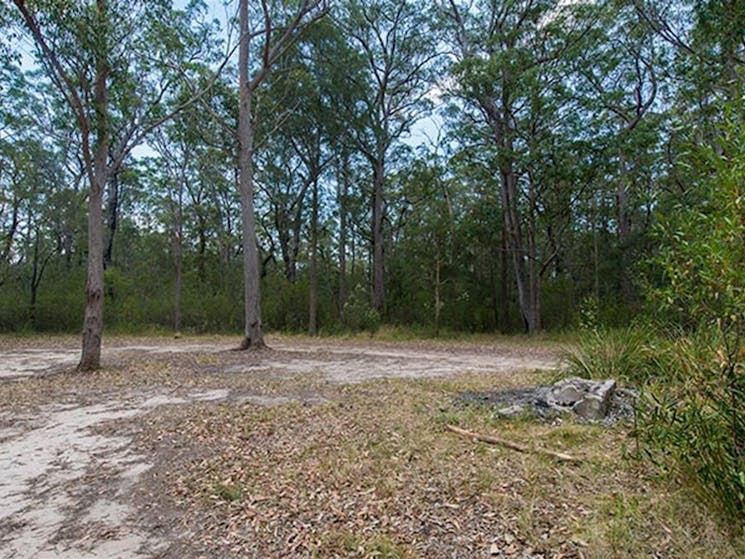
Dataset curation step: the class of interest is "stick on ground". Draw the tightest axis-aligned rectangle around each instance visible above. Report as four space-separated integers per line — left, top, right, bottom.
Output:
446 424 581 463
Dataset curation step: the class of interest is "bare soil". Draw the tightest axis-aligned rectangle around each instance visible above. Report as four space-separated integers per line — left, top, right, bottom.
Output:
0 335 741 559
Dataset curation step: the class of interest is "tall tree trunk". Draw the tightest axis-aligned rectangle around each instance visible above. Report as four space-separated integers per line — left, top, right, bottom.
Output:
500 162 537 333
616 171 633 303
336 154 348 317
434 248 441 336
78 3 109 371
500 220 511 332
350 218 356 278
592 193 600 300
616 134 639 305
1 197 19 264
174 177 184 332
308 178 319 336
526 173 541 331
237 0 264 349
484 92 540 333
103 168 118 268
277 207 297 281
29 227 40 328
372 156 385 314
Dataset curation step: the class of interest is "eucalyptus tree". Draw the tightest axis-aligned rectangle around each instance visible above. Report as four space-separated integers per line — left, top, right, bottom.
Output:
442 0 597 332
146 74 241 331
0 53 83 320
391 152 455 333
235 0 328 349
257 138 311 283
339 0 438 314
0 62 34 281
635 0 744 97
308 16 369 317
571 0 663 303
11 0 226 370
282 22 343 334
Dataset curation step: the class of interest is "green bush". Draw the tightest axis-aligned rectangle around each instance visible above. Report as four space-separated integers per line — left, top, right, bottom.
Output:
568 325 744 532
342 284 380 334
563 324 659 384
637 330 744 531
639 112 745 532
571 113 745 533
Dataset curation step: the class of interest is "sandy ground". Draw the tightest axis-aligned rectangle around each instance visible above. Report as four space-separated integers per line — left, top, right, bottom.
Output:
0 336 560 559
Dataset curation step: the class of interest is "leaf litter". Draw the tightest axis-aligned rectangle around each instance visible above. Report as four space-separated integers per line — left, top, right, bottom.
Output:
0 335 742 559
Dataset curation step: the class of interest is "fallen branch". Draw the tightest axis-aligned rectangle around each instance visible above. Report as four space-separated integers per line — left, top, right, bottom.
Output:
446 424 581 463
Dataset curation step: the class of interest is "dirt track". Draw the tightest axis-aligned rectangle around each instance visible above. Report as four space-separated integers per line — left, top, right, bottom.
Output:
0 336 560 559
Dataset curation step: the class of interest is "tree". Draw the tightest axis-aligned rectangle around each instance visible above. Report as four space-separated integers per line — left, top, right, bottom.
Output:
341 0 437 314
236 0 328 349
443 0 596 332
572 0 662 303
11 0 224 369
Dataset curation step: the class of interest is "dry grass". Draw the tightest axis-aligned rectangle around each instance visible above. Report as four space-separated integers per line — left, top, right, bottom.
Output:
136 371 744 559
1 335 742 558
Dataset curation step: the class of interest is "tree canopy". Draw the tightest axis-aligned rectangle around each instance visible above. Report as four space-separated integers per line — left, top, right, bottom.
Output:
1 0 743 343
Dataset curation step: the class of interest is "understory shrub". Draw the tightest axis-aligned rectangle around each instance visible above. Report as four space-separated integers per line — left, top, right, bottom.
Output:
637 330 744 530
563 324 658 384
567 326 744 533
342 284 380 334
571 113 745 533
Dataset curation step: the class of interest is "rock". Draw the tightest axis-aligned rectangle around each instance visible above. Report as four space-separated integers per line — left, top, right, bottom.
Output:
495 404 525 417
549 382 584 406
540 377 618 420
572 379 616 420
572 394 604 420
458 377 628 423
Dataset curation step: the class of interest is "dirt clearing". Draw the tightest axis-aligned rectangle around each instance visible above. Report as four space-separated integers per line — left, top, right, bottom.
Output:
0 335 741 559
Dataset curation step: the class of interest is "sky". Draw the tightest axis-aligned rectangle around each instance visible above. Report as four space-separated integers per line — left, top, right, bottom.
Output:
11 0 442 157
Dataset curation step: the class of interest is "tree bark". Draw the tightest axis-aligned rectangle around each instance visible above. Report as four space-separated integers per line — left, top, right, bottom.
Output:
372 156 385 314
237 0 265 350
616 154 633 303
103 167 118 269
434 249 441 336
499 155 538 333
275 179 310 283
308 177 319 336
29 227 40 328
483 92 540 333
592 193 600 300
277 207 298 282
526 171 541 332
1 196 20 264
174 176 184 333
78 1 109 371
336 153 348 317
500 221 511 332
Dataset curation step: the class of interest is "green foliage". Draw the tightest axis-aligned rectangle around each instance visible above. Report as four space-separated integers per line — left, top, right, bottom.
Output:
650 115 745 334
637 331 745 531
342 284 380 334
568 324 745 531
639 114 745 532
563 325 659 384
262 272 311 332
570 113 745 532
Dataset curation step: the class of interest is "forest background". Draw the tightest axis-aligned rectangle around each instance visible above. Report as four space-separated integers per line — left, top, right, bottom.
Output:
1 0 744 529
3 0 726 338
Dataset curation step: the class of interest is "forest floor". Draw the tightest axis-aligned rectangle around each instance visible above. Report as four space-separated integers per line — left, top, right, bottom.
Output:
0 334 742 559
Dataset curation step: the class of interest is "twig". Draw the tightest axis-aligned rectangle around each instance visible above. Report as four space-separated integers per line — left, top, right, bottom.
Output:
446 424 581 463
